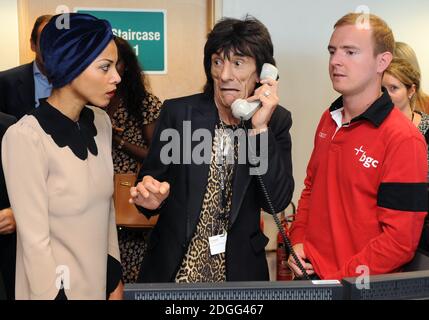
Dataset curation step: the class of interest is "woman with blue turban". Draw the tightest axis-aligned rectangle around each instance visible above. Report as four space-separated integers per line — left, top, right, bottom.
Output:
2 13 122 299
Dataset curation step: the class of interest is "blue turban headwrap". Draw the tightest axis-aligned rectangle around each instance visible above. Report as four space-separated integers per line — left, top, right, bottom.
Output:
40 13 113 88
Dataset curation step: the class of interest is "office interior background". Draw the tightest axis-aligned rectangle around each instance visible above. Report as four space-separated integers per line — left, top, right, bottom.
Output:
1 1 429 299
2 0 429 206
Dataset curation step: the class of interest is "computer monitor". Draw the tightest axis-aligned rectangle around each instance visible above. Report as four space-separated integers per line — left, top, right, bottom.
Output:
341 250 429 300
125 251 429 300
124 280 343 300
342 270 429 300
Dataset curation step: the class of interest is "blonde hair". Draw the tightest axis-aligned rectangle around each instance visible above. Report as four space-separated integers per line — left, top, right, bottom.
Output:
394 42 421 73
334 13 395 56
385 58 423 112
393 42 429 112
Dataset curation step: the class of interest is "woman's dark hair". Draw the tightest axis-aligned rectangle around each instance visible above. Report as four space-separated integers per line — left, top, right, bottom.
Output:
114 36 148 121
203 15 275 96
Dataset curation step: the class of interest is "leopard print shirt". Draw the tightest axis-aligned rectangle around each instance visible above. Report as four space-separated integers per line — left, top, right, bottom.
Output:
175 122 239 283
111 93 162 174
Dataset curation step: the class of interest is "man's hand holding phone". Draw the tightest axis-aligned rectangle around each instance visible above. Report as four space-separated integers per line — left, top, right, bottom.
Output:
248 77 279 132
231 63 279 131
288 243 315 278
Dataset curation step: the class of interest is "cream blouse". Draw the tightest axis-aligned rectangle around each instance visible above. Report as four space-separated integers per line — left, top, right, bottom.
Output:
2 101 120 300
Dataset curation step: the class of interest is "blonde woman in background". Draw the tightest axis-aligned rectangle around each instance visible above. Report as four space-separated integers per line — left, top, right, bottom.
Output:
383 58 429 157
394 42 429 113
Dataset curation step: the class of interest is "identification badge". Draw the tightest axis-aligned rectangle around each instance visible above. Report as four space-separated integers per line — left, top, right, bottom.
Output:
209 233 227 255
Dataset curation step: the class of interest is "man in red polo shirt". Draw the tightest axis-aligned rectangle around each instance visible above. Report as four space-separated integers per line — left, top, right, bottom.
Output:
289 13 428 280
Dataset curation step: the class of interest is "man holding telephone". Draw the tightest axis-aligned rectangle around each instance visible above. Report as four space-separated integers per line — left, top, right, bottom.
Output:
130 16 294 282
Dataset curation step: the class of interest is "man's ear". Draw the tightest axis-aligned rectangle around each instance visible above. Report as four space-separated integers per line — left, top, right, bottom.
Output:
377 51 393 74
30 39 36 53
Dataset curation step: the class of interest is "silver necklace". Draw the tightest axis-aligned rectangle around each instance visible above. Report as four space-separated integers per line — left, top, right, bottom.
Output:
216 120 233 234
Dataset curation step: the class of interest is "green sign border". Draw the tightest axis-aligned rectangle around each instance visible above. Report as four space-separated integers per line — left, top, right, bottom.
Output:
74 7 167 74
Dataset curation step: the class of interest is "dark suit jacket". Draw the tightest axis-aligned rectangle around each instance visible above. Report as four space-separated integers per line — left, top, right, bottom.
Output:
137 93 294 282
0 112 16 208
0 62 35 120
0 112 17 300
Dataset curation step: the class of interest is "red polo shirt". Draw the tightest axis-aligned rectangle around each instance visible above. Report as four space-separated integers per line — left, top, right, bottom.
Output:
290 90 428 279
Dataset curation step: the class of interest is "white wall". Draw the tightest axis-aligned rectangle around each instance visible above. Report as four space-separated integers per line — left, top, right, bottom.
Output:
222 0 429 203
0 0 19 70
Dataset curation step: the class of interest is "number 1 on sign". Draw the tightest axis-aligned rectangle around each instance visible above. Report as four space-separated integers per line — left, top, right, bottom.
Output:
133 44 139 56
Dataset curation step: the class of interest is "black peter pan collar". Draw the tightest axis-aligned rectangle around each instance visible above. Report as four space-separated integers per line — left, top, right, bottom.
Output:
31 99 98 160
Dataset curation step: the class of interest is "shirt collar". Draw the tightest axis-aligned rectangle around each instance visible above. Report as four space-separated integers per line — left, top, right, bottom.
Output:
329 87 394 127
31 99 98 160
33 61 48 80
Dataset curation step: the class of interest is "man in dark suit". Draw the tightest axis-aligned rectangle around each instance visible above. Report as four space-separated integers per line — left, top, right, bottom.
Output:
131 17 294 282
0 112 17 300
0 15 52 119
0 14 51 300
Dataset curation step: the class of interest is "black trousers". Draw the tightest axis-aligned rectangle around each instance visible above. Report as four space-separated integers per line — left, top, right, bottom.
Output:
0 233 16 300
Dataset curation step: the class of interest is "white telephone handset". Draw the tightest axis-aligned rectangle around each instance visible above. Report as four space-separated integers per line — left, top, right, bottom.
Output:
231 63 279 120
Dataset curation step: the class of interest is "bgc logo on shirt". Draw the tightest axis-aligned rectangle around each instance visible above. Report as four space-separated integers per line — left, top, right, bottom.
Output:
354 146 379 169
